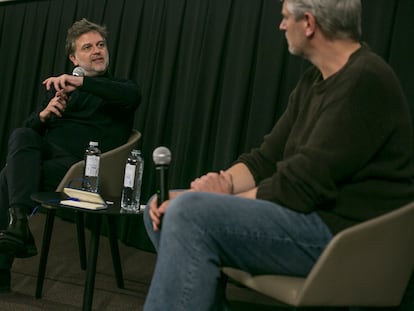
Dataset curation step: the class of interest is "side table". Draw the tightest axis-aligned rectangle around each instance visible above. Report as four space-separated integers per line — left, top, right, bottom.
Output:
31 191 143 311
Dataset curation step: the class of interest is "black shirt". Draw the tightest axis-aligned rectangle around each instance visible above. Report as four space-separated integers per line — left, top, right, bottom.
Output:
24 73 141 159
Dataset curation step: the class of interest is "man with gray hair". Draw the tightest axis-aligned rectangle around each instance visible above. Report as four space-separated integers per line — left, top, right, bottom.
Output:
143 0 413 310
0 18 140 292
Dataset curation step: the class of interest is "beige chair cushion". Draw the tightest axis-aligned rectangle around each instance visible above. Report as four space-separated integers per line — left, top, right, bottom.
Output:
223 200 414 307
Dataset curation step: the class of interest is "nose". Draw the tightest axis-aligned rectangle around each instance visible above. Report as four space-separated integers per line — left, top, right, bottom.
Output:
279 19 286 30
91 45 101 54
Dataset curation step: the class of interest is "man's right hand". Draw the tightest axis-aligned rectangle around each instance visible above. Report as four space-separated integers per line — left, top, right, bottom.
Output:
39 90 69 122
148 191 183 231
190 170 233 194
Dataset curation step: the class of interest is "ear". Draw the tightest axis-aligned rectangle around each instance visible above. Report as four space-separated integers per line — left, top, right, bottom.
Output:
303 12 316 37
69 54 78 66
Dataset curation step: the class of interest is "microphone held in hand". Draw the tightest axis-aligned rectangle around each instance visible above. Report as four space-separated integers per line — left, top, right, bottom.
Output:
47 67 84 123
72 66 85 77
152 146 172 207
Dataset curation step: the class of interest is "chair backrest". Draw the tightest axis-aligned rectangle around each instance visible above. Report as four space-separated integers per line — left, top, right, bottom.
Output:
297 200 414 306
56 129 142 198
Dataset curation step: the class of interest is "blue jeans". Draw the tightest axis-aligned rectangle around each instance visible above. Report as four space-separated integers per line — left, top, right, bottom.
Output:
143 191 333 311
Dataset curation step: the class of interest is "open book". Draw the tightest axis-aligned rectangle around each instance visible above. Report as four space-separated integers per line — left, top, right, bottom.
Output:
61 187 108 210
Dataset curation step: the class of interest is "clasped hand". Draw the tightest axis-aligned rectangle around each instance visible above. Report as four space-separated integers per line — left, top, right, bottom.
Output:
39 74 84 122
39 90 69 122
190 170 233 194
43 74 83 93
148 170 233 231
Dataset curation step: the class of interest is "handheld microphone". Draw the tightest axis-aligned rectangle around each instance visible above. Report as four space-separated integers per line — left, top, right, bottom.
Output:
152 146 172 207
72 66 85 77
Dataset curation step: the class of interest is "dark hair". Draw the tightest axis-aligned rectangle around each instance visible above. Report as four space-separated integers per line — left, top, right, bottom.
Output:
65 18 108 56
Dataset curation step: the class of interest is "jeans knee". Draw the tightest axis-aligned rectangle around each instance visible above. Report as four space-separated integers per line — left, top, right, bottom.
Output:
167 192 201 215
163 192 214 230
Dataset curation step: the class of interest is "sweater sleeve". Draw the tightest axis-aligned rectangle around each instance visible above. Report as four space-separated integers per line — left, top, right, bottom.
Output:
80 76 141 111
236 91 297 183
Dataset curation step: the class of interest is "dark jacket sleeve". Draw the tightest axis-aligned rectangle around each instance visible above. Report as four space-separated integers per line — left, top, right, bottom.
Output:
80 76 141 111
23 75 141 133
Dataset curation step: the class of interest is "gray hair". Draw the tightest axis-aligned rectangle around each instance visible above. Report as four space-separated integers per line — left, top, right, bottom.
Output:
284 0 362 41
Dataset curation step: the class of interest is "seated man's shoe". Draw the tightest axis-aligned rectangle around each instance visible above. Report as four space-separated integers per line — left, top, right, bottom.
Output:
15 229 37 258
0 269 11 293
0 229 37 258
0 230 26 254
0 207 37 258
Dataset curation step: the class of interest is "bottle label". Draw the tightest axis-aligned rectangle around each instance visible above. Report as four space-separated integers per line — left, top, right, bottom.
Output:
85 155 100 177
123 163 136 188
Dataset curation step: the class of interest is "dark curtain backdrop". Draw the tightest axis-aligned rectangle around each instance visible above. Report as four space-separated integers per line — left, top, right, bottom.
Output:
1 0 414 249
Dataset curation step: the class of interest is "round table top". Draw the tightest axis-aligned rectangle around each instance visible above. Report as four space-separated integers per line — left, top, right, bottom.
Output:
31 191 144 215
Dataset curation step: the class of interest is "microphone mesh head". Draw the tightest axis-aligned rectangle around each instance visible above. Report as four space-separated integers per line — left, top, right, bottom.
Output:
72 67 85 77
153 146 172 165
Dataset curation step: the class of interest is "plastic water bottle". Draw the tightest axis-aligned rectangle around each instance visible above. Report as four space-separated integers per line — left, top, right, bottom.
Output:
121 149 144 212
82 141 101 192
